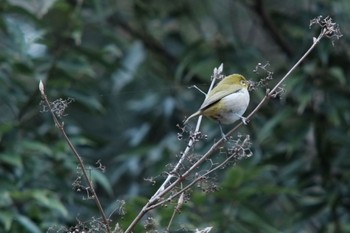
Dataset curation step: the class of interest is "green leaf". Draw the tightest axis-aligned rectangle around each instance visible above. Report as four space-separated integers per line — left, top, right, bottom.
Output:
32 191 68 218
239 207 280 233
257 109 292 143
19 140 53 156
92 170 113 196
0 153 23 168
62 90 105 112
56 57 96 79
329 66 346 84
0 210 14 230
8 0 58 18
112 41 146 92
0 122 14 135
16 215 41 233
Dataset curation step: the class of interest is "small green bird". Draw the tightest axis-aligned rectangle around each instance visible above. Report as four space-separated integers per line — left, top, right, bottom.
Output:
184 74 250 138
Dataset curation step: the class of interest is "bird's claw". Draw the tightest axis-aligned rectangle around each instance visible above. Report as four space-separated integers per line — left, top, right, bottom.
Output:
235 114 248 125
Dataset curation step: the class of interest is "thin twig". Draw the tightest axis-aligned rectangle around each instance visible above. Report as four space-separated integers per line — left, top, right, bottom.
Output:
152 64 222 198
124 27 324 231
124 64 224 233
124 16 341 232
224 28 327 139
39 82 111 233
146 136 251 211
166 192 184 231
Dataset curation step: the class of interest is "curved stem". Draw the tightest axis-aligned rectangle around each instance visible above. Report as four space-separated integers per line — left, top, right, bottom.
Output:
225 28 326 138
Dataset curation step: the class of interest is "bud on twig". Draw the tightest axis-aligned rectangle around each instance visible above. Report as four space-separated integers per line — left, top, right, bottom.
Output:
39 80 45 95
176 193 185 211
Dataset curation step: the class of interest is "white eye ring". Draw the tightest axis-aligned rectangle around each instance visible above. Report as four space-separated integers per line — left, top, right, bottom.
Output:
240 80 246 85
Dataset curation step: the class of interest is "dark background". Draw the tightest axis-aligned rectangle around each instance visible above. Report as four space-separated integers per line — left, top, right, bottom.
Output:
1 0 350 232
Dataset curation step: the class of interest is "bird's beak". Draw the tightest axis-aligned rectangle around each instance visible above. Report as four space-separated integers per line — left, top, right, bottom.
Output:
247 80 256 91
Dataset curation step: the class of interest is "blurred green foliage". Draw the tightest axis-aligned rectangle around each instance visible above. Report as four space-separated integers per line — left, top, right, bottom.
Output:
1 0 350 232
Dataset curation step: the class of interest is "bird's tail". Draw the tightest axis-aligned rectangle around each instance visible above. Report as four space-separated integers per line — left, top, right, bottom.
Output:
183 111 201 125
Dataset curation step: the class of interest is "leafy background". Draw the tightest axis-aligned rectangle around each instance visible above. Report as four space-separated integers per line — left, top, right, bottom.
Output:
0 0 350 232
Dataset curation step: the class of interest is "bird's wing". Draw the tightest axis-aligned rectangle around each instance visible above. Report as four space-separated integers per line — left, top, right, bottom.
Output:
200 85 241 111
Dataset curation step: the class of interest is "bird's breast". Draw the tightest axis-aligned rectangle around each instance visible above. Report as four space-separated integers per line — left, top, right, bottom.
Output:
204 88 250 124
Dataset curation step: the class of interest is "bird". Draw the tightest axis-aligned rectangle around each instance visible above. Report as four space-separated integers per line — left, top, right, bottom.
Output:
184 74 250 139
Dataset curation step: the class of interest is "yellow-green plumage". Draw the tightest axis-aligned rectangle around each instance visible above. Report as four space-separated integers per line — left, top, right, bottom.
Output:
184 74 250 126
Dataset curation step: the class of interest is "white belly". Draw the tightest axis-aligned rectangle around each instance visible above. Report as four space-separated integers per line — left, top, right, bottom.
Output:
218 88 250 124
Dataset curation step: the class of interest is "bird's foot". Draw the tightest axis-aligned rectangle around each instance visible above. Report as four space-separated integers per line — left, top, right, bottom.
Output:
235 114 248 125
221 132 228 141
219 123 228 141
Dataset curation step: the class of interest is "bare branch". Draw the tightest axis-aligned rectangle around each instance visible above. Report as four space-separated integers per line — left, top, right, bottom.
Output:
39 82 111 233
123 16 342 232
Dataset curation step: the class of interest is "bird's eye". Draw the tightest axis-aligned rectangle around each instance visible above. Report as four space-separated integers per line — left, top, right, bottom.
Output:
240 80 246 86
